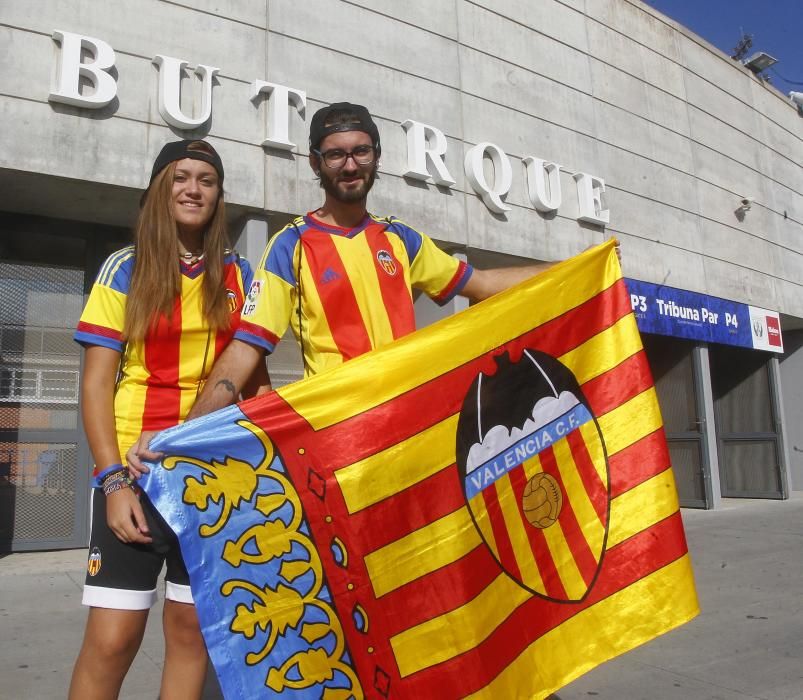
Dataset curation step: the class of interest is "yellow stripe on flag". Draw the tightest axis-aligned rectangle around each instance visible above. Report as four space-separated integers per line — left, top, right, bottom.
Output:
468 493 500 560
495 475 545 594
364 508 480 598
597 388 663 457
579 421 608 485
559 314 642 386
335 415 458 514
551 436 605 554
607 469 679 548
465 555 699 699
278 242 621 430
390 573 531 678
542 507 587 601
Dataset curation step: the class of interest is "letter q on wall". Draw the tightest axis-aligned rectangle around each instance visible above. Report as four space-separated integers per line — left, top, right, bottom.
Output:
464 142 513 214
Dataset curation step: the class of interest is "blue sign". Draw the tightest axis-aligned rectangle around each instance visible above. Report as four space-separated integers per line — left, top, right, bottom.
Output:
624 279 783 352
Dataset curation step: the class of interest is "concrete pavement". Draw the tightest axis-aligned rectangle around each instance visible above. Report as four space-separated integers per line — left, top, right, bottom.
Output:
2 495 802 699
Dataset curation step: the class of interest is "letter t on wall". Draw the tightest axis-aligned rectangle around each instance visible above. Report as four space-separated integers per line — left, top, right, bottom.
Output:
251 81 306 151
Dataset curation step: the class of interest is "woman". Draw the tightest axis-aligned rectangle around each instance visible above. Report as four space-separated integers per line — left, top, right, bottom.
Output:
69 140 266 699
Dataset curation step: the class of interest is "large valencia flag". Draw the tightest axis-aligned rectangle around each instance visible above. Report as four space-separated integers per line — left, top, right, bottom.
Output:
142 240 699 699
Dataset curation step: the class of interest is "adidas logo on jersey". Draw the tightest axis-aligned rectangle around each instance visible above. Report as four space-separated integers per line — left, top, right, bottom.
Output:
320 267 341 284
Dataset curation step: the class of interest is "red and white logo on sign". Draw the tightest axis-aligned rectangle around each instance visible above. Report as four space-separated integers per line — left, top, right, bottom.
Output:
766 316 782 347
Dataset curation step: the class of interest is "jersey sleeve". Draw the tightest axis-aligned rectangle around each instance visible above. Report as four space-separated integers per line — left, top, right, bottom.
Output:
388 219 474 306
234 227 299 353
74 247 134 352
237 254 254 292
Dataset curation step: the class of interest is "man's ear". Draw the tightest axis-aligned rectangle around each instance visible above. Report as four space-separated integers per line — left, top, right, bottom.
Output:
309 152 321 176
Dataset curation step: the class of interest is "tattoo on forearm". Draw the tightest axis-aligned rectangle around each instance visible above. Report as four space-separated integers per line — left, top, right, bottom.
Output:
216 379 237 397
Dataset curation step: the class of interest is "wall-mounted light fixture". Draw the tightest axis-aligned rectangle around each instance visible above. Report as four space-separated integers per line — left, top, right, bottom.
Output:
743 51 777 74
790 91 803 115
735 196 754 221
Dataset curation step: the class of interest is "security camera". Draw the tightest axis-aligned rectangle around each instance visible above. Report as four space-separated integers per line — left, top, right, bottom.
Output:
739 196 754 209
790 91 803 113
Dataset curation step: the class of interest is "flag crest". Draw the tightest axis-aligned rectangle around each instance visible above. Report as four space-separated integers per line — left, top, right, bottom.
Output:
456 349 610 601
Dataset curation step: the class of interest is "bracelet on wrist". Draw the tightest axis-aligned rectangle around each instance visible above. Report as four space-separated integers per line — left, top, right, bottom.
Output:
93 463 126 488
101 470 132 496
103 478 129 496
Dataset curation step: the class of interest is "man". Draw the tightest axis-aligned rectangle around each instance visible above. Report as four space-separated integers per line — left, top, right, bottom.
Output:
127 102 561 470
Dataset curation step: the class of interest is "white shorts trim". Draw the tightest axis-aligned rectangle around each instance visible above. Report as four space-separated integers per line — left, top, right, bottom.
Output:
165 581 194 604
83 584 157 610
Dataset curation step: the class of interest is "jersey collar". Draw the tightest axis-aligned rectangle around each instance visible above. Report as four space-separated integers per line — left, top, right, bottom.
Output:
304 212 374 238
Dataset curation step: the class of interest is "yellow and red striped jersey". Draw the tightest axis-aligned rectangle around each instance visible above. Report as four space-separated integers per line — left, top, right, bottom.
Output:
235 213 473 376
75 247 252 468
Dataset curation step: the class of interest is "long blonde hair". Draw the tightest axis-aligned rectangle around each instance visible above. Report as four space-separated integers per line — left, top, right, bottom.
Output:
124 143 232 341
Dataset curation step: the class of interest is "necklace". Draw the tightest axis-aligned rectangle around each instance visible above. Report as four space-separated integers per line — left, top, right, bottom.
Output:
179 251 204 264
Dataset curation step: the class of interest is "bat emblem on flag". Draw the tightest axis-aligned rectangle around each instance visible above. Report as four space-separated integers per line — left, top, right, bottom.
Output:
456 349 610 602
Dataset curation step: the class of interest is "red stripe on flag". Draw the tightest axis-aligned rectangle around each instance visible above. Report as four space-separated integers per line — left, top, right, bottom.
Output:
565 429 608 524
482 481 523 583
504 278 633 363
377 544 499 638
365 225 416 340
345 467 466 555
508 466 568 599
301 232 372 360
581 350 654 417
537 447 599 588
142 300 182 431
609 429 672 498
397 512 689 695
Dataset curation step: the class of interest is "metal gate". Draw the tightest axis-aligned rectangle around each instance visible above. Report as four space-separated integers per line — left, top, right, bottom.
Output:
642 334 710 508
0 261 90 550
711 344 786 498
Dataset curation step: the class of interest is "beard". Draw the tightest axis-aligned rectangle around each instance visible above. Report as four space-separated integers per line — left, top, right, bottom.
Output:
319 165 377 203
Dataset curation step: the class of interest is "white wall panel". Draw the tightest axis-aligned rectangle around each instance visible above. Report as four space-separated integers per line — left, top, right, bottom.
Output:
458 2 592 93
267 0 460 87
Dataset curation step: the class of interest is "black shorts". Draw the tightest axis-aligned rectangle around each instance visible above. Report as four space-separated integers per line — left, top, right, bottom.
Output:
82 488 193 610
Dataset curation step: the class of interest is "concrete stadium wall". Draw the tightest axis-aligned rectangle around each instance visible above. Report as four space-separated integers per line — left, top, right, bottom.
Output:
1 0 801 319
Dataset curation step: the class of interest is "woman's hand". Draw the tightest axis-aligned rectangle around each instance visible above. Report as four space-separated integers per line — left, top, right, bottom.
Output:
126 431 162 480
105 487 152 544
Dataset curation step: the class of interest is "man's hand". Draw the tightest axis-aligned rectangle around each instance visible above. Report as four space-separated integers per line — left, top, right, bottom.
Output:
611 238 622 264
106 487 152 544
126 430 161 479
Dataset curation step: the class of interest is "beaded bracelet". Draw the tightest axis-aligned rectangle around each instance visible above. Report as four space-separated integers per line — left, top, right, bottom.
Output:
101 469 132 496
103 478 129 496
93 463 126 488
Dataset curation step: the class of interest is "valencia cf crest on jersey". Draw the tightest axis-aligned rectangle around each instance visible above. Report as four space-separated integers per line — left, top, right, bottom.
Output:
376 250 397 276
226 289 238 313
87 547 102 577
456 349 611 602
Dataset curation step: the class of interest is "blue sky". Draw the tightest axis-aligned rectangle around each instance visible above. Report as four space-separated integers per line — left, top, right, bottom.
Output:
643 0 803 94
